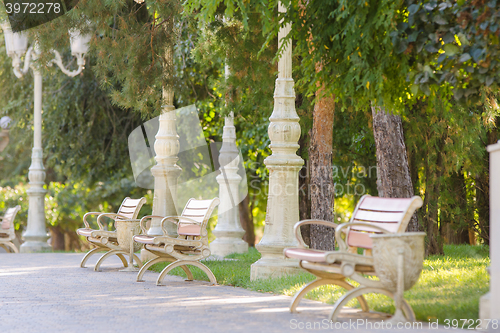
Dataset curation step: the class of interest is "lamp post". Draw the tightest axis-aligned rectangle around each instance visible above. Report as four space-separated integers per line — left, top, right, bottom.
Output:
250 1 303 280
2 22 91 252
210 63 248 257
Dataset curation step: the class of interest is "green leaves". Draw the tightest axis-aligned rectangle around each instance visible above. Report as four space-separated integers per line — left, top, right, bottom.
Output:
458 53 471 63
396 0 500 102
443 43 459 56
408 3 420 14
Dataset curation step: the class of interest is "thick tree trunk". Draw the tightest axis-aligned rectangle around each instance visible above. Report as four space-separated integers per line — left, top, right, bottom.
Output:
65 231 84 251
371 106 420 232
309 84 335 250
49 226 65 251
239 195 255 247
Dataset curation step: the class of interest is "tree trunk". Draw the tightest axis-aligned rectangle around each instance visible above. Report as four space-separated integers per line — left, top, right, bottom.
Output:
65 231 84 251
298 129 311 247
430 146 445 254
371 106 420 232
475 127 497 245
239 194 255 247
309 82 335 250
441 172 470 245
49 226 65 251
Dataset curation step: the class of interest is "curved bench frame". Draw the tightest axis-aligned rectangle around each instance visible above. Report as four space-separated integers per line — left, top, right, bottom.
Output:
134 198 220 286
76 197 146 270
0 205 21 253
285 195 423 323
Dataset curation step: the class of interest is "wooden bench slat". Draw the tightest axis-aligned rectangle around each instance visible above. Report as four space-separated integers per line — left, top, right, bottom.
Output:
122 198 144 205
182 208 208 217
179 216 205 223
347 231 373 249
118 206 138 214
353 209 404 223
185 199 213 209
358 196 412 212
350 221 400 233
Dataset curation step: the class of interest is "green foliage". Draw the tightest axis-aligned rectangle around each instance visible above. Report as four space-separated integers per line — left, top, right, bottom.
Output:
32 0 181 117
404 89 499 244
185 0 412 109
284 0 411 110
0 180 152 239
0 5 156 245
396 0 500 101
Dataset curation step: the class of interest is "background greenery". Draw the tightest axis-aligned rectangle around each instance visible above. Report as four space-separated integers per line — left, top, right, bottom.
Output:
0 0 497 252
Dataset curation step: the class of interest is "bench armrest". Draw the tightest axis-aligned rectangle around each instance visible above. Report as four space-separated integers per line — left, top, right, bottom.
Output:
82 212 106 229
139 215 166 235
91 230 117 238
160 216 201 236
96 213 131 230
335 222 391 251
293 220 339 248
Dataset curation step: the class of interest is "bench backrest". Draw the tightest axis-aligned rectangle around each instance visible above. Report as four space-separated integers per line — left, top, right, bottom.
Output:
346 195 423 249
178 198 220 236
114 197 146 225
1 205 21 231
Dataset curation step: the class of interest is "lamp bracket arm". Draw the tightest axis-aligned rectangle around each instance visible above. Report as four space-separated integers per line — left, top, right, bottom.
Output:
12 46 33 78
48 50 85 77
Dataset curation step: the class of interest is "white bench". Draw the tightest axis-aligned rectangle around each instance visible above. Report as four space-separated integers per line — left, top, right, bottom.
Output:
0 205 21 253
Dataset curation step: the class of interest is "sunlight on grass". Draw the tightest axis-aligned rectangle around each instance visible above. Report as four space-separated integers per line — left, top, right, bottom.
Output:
149 244 489 322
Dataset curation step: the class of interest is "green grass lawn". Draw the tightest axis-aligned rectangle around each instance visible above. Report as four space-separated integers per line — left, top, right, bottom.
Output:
150 244 489 322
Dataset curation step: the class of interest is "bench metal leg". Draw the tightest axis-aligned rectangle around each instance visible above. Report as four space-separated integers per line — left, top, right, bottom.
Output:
0 242 19 253
329 286 415 323
94 250 130 271
80 247 106 268
137 257 166 282
156 260 216 286
290 278 369 313
137 257 194 282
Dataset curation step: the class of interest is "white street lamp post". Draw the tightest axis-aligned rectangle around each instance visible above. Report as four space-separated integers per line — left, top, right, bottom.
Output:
210 63 248 257
250 2 303 280
149 39 182 237
2 23 90 252
138 16 182 262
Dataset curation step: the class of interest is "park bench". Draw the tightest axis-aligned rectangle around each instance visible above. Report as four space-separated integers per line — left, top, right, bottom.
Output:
284 195 424 323
134 197 220 286
0 205 21 253
76 197 146 270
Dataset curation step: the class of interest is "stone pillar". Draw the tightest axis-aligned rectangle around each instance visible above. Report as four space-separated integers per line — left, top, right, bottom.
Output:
250 2 303 280
210 111 248 257
141 25 181 261
482 141 500 326
21 69 50 253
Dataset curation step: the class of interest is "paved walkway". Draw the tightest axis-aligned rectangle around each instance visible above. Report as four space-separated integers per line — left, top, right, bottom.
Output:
0 253 467 333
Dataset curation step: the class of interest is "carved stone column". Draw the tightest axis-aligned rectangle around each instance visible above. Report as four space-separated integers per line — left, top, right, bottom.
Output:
210 111 248 257
20 69 50 253
141 25 181 261
250 2 303 280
